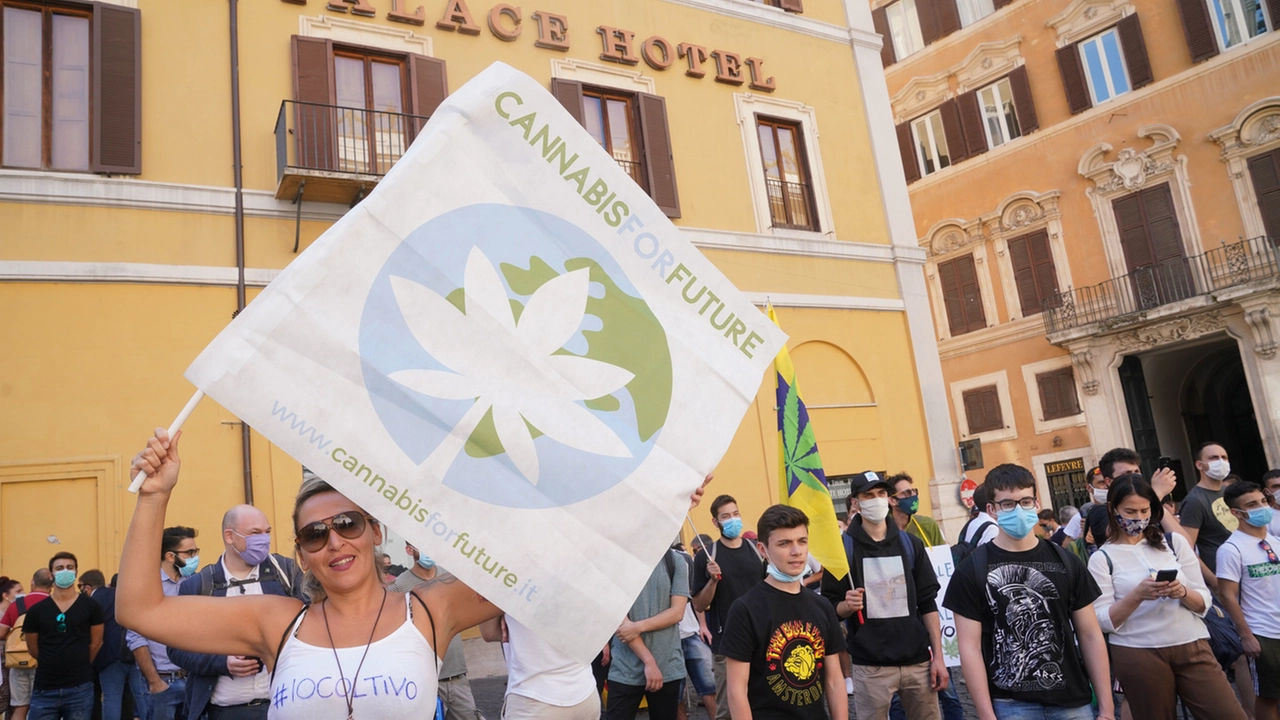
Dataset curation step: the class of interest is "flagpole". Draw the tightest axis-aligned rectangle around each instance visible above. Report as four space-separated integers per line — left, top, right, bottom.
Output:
127 389 206 493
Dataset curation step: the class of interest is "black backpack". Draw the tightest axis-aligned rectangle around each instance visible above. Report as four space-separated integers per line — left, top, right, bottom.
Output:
951 518 995 565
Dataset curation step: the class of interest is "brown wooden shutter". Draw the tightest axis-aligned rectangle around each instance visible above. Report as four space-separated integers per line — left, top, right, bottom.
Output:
778 0 804 11
1174 0 1220 63
962 389 985 433
873 7 897 67
993 0 1014 8
1008 235 1040 317
1117 15 1153 90
1057 369 1080 416
1114 193 1155 270
897 121 921 184
1269 0 1280 41
956 90 987 157
292 35 335 171
92 4 142 174
408 54 448 136
1056 44 1092 115
1007 65 1039 134
550 78 585 125
917 0 942 45
963 386 1002 433
938 98 968 164
1028 229 1059 311
956 254 986 331
938 258 967 336
935 0 962 39
637 93 681 219
1142 184 1184 265
1248 149 1280 242
1038 371 1062 420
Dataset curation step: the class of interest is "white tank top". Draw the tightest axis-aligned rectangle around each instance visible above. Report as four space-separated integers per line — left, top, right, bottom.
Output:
269 593 439 719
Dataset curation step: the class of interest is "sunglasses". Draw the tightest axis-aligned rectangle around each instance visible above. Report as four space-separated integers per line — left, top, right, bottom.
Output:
56 612 66 633
295 511 373 553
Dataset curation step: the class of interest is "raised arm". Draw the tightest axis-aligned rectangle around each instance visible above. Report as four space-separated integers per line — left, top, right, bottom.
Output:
117 429 302 665
413 573 502 651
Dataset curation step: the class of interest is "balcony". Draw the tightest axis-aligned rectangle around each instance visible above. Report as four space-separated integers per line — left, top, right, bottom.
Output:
764 177 816 231
274 100 429 206
1043 235 1280 339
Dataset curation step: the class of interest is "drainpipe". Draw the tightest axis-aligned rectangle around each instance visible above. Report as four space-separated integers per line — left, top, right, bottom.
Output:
229 0 254 505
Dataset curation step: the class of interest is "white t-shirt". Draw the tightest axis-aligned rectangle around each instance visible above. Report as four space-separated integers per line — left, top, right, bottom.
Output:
210 560 271 706
964 512 999 546
503 616 597 706
1216 530 1280 639
1088 533 1211 648
1064 502 1097 540
1269 511 1280 539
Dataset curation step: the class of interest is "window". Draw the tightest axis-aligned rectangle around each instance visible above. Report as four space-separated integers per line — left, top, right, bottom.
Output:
333 52 408 175
756 117 817 231
962 385 1003 433
3 5 88 170
911 110 952 177
1113 183 1194 308
886 0 925 61
582 89 644 189
1247 148 1280 242
1008 230 1059 316
746 0 805 10
938 254 987 335
1209 0 1271 48
1036 367 1081 420
1079 28 1130 105
977 78 1021 149
957 0 996 27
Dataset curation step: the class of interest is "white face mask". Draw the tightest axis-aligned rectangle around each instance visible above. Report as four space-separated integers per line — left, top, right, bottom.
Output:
1092 488 1109 505
1205 459 1230 481
860 497 891 523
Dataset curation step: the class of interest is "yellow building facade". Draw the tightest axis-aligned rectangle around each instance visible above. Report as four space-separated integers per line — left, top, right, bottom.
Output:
0 0 960 581
875 0 1280 507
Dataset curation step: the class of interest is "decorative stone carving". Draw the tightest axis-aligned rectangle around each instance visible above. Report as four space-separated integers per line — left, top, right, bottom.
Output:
1071 350 1099 395
989 190 1062 235
1047 0 1131 47
954 37 1024 93
924 220 986 257
1246 307 1278 360
1209 98 1280 240
1113 313 1226 352
1094 148 1175 193
1081 126 1182 194
891 71 952 125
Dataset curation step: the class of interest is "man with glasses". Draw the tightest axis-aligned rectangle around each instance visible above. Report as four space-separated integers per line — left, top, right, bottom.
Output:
22 552 105 720
943 464 1113 720
127 526 199 720
168 505 303 720
1218 481 1280 720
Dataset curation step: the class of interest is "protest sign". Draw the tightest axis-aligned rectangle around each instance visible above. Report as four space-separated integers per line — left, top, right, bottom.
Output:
927 545 961 667
184 62 786 661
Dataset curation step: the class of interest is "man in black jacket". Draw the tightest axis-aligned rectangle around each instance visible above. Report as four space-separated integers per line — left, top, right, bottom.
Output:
167 505 304 720
821 471 946 720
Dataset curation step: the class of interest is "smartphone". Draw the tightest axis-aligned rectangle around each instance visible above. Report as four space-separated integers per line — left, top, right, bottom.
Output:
1155 569 1178 582
1158 456 1172 469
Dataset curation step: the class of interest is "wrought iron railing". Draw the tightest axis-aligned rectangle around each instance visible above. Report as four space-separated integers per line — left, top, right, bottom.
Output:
275 100 430 181
613 158 645 188
765 177 817 231
1043 235 1279 334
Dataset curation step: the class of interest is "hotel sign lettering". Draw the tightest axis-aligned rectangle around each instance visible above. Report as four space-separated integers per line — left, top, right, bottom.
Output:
292 0 778 91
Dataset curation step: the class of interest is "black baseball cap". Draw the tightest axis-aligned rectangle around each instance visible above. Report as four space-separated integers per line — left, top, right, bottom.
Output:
850 470 891 496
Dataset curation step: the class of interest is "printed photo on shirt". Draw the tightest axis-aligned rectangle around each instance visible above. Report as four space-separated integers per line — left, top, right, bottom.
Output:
864 556 909 619
765 620 827 707
985 563 1066 692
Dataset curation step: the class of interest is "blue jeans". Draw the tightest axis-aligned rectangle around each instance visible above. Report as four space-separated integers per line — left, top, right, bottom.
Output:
889 667 963 720
143 678 185 720
681 635 716 697
29 681 95 720
127 666 151 720
991 698 1095 720
97 662 130 720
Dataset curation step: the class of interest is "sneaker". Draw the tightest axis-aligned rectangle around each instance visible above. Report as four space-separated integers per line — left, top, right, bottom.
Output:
845 677 854 695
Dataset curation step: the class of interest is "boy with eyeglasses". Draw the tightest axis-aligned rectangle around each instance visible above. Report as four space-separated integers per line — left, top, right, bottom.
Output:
943 464 1113 720
22 552 105 720
1217 481 1280 720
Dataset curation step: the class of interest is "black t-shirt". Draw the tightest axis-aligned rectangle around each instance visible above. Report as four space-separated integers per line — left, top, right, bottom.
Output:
1085 505 1110 545
942 540 1101 707
692 540 765 654
23 594 105 690
1180 484 1236 573
720 582 846 719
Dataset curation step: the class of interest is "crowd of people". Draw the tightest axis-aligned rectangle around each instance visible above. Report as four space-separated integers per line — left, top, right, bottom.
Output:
1 428 1277 720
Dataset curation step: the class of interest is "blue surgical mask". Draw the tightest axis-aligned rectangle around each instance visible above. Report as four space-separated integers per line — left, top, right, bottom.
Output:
178 555 200 578
416 554 436 570
997 506 1039 540
1244 506 1274 528
766 563 805 584
720 517 743 539
53 570 77 589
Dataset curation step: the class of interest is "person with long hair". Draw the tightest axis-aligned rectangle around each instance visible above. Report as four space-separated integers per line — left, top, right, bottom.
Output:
1087 474 1245 720
0 576 20 717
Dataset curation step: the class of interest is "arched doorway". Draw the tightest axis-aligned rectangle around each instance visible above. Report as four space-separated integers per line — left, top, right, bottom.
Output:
1182 347 1268 484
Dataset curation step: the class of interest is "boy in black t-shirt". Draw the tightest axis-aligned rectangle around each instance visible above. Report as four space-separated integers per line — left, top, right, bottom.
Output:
942 465 1113 720
721 505 846 720
23 551 105 720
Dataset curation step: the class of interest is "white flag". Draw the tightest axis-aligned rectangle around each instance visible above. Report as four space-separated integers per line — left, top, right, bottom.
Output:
186 62 786 662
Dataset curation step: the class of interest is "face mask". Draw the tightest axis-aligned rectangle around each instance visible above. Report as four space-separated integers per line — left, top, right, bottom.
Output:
896 496 919 516
860 497 891 523
1204 459 1231 481
720 517 743 539
766 563 806 584
1092 488 1110 505
416 554 436 570
1243 506 1274 528
53 570 77 589
177 555 200 578
1117 516 1150 536
235 533 272 567
996 506 1039 540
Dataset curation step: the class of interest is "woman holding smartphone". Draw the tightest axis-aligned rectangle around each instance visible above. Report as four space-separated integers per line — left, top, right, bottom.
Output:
1087 474 1244 720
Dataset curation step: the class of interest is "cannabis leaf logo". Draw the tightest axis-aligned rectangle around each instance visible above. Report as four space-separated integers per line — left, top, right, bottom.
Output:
389 246 635 486
779 374 828 496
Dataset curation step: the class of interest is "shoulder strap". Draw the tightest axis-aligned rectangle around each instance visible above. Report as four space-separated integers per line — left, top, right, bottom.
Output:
899 531 916 570
270 604 309 681
1098 547 1114 574
1046 539 1081 589
664 549 675 585
972 543 991 585
409 591 441 674
266 554 293 595
973 521 995 546
199 565 217 596
15 596 26 616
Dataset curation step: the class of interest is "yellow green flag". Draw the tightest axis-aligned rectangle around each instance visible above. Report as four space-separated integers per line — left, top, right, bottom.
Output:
768 305 849 581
